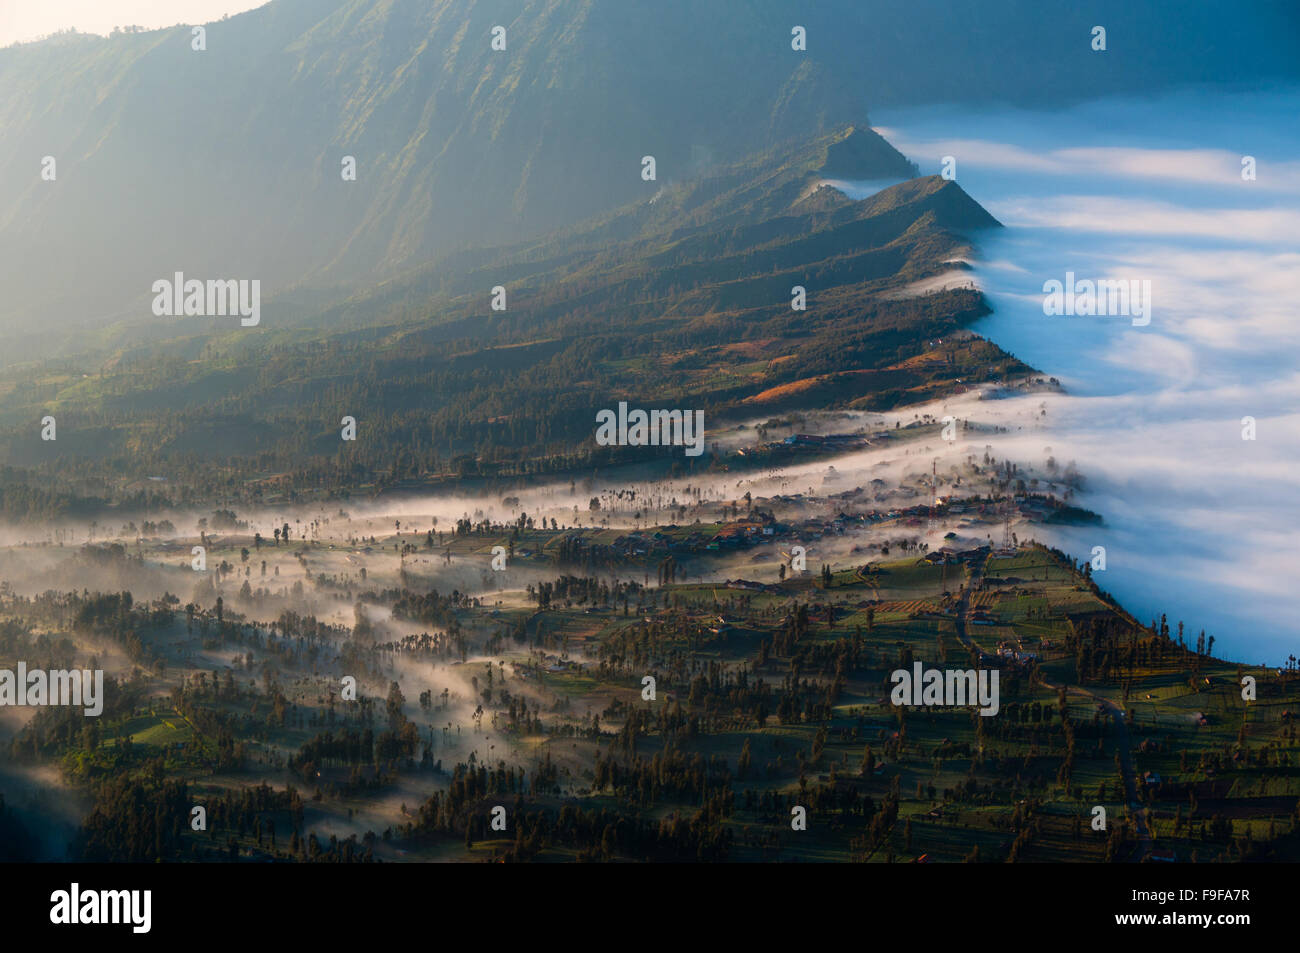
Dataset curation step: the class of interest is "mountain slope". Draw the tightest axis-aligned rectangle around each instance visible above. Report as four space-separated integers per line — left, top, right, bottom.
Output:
0 0 1294 357
0 126 1023 514
0 0 879 350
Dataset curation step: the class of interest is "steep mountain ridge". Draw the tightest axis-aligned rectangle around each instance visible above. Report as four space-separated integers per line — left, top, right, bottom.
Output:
1 0 1294 356
0 125 1015 511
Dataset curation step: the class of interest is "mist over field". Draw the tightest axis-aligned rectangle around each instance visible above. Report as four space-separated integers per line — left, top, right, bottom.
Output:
2 0 1299 879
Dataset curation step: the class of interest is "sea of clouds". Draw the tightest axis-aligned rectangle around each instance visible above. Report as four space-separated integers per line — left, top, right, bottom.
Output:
854 87 1300 663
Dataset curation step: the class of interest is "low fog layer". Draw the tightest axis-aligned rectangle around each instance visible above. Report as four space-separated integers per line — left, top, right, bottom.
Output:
858 87 1300 661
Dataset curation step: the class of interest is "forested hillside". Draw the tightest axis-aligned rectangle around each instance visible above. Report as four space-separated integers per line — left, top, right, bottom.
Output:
2 0 1294 354
0 127 1019 518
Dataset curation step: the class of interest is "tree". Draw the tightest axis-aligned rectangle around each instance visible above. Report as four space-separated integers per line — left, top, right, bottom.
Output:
861 745 875 777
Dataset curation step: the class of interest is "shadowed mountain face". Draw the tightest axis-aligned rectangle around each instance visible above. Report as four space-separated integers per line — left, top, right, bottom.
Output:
0 0 875 350
1 0 1295 357
0 125 1017 514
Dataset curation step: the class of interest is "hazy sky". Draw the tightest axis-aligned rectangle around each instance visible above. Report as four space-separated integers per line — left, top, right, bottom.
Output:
0 0 268 47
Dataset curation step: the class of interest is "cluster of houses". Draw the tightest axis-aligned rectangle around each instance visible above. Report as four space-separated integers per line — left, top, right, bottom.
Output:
777 432 872 452
922 544 990 567
722 578 782 593
510 653 582 680
995 641 1038 665
591 487 1055 564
